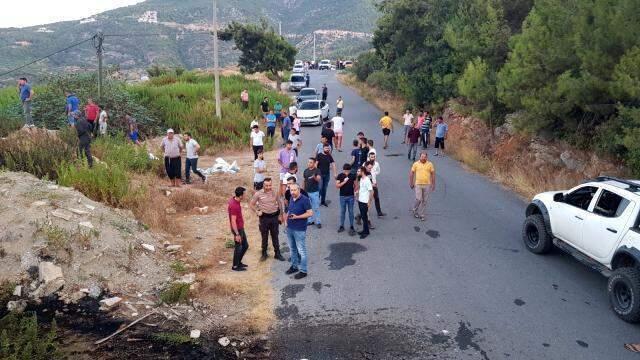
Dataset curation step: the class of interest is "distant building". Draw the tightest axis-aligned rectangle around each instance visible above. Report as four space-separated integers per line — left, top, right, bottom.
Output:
138 11 158 24
80 18 97 24
35 27 54 33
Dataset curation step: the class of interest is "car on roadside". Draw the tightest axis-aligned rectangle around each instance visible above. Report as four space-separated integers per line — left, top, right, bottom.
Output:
318 59 332 70
294 60 304 66
295 88 319 103
523 176 640 322
293 64 305 73
344 60 353 68
296 100 330 126
289 73 307 92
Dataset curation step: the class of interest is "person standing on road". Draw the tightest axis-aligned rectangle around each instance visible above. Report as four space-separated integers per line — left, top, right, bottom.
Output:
250 125 265 160
409 152 436 221
303 158 322 228
288 128 302 157
368 152 386 218
336 163 357 236
350 139 361 175
316 144 336 207
74 111 93 168
367 139 376 158
65 91 80 127
253 149 266 190
321 122 335 150
402 110 414 144
322 84 328 101
161 128 183 187
84 98 100 135
281 111 292 146
305 73 310 88
314 135 332 156
18 77 34 128
358 137 370 168
420 112 432 149
278 141 297 196
241 89 249 109
183 132 206 184
331 114 345 152
265 110 277 138
228 187 249 272
407 122 421 161
98 104 108 136
434 116 448 156
336 96 344 116
250 178 286 262
261 96 270 115
355 166 373 239
379 112 393 149
284 183 313 279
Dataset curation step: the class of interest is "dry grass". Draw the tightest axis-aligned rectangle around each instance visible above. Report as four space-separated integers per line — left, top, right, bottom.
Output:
338 73 406 120
126 174 182 235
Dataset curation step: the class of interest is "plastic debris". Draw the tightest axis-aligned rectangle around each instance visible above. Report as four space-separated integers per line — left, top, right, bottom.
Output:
200 158 240 175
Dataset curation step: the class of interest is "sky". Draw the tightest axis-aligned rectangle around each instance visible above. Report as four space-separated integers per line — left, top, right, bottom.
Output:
0 0 145 28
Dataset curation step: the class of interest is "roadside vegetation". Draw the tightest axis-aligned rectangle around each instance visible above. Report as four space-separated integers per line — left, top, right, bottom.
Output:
352 0 640 176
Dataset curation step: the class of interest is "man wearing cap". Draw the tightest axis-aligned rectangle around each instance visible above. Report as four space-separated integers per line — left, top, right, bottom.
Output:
161 129 183 187
250 178 286 262
228 187 249 271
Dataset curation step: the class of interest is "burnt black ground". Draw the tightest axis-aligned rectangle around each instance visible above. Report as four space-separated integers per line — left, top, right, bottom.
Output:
269 70 640 359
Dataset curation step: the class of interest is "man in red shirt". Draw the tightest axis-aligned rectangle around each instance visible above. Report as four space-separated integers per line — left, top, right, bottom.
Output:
228 187 249 271
84 98 100 135
407 122 421 161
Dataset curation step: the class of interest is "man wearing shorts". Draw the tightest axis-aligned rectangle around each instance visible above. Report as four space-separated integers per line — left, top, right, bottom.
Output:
434 116 448 156
161 128 184 187
409 152 435 221
330 114 344 152
379 112 393 149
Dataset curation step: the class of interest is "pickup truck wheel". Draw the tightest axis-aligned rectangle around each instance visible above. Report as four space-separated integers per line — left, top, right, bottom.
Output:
522 214 552 254
608 267 640 323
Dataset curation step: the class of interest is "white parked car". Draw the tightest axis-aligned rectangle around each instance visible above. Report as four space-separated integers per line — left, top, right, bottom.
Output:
523 176 640 322
289 74 306 92
293 64 305 73
318 59 332 70
294 60 304 66
296 100 330 126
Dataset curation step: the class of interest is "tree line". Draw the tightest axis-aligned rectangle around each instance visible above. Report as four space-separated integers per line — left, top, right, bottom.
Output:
354 0 640 174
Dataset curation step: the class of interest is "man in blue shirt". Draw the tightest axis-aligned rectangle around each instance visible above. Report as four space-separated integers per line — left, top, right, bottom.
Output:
434 116 449 156
65 91 80 126
264 110 277 138
281 111 292 146
18 77 34 127
285 183 313 279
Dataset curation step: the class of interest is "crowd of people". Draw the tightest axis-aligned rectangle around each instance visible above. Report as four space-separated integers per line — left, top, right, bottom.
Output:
228 91 445 280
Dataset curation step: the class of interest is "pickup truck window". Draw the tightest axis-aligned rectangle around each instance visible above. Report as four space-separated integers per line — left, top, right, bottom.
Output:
593 190 630 218
564 186 598 210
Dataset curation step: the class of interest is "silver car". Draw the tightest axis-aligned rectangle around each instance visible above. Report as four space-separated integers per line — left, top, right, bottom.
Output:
289 73 306 92
296 88 319 103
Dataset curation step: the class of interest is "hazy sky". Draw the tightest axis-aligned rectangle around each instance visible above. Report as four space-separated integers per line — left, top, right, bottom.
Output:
0 0 145 28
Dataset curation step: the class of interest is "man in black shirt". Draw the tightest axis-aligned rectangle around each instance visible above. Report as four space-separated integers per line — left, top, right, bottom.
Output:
74 111 93 167
336 163 356 236
303 158 322 228
284 176 308 209
359 137 370 168
315 144 336 207
322 84 328 101
321 122 335 150
261 97 269 114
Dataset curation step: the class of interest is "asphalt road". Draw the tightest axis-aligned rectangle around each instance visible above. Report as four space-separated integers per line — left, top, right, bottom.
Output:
269 70 639 359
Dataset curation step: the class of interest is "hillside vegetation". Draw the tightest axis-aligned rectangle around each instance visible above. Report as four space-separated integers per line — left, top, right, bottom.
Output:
355 0 640 175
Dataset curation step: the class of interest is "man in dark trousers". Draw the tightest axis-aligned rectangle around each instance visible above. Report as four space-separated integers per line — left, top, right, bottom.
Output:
74 111 93 167
228 187 249 271
322 84 328 101
316 144 336 207
305 73 310 88
250 178 285 262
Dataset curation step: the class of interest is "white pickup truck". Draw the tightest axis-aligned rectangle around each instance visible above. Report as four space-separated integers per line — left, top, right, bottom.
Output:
523 176 640 322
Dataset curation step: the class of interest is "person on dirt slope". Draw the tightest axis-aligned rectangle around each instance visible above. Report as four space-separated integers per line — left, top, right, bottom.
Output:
183 132 206 184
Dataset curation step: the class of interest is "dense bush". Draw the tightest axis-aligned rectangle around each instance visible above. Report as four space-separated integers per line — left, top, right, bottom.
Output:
365 71 398 94
92 136 155 173
352 52 384 82
57 161 136 208
0 130 74 179
0 312 60 360
0 88 23 137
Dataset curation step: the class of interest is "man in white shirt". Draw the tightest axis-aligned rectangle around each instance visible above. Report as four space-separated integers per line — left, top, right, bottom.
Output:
355 166 373 239
288 128 302 156
253 150 267 190
250 125 265 160
183 133 206 184
367 139 377 158
289 104 297 117
367 154 386 218
250 118 260 129
98 105 108 136
331 115 345 152
402 109 414 144
336 96 344 116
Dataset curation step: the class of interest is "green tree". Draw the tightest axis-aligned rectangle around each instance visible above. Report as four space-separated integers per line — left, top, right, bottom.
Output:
218 21 297 92
457 57 500 128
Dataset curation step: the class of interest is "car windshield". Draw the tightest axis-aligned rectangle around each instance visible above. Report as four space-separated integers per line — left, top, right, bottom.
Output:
291 76 305 82
300 89 316 96
299 102 320 110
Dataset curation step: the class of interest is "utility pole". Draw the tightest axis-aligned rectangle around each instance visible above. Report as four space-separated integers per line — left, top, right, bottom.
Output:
278 21 282 36
95 32 105 101
212 0 221 119
313 32 316 63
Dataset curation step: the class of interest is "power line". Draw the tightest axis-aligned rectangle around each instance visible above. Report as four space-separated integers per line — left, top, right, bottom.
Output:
0 36 95 78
